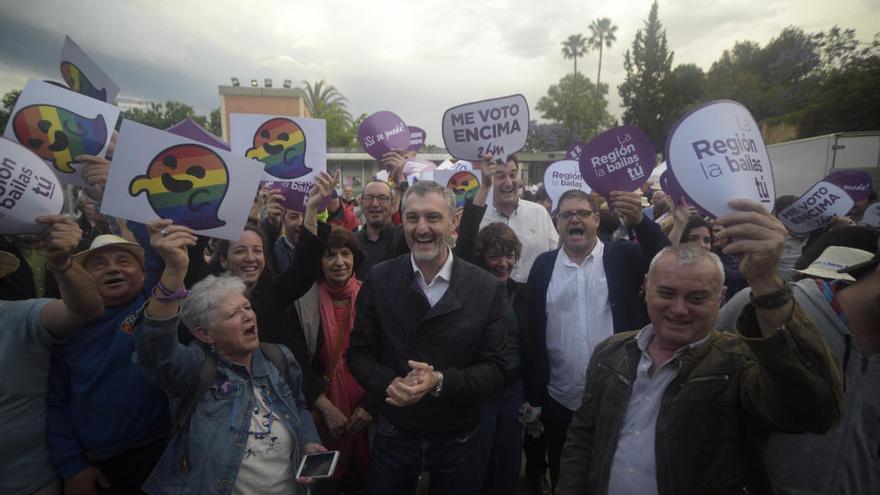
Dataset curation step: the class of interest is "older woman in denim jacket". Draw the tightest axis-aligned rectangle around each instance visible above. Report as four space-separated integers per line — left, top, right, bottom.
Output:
134 219 326 495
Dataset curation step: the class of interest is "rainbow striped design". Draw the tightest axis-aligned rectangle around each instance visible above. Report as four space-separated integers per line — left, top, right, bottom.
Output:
129 144 228 230
60 61 108 101
245 118 312 179
448 171 479 208
12 104 107 174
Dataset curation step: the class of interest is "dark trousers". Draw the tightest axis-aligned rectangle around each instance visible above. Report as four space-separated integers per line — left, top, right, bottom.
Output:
367 416 482 495
93 436 167 494
544 397 574 491
524 430 547 489
478 380 525 495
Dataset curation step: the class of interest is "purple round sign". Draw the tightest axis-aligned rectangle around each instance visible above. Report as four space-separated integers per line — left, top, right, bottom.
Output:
825 170 873 202
261 180 331 214
358 111 409 160
565 141 585 161
408 126 426 152
578 125 655 196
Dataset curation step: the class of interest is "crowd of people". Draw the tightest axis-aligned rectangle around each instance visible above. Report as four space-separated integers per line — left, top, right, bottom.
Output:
1 146 878 495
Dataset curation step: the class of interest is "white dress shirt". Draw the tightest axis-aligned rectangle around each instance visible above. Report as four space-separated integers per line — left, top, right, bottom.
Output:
545 240 614 411
411 248 454 307
480 199 558 283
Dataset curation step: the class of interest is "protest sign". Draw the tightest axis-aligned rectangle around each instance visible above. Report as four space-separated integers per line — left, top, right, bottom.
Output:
824 169 873 202
403 158 436 185
566 141 585 161
665 100 774 218
860 201 880 227
357 111 409 159
60 36 120 103
408 126 426 152
441 94 529 161
229 113 326 213
102 120 263 240
3 79 119 187
0 140 64 235
777 179 854 234
578 125 654 196
543 160 591 210
434 169 482 209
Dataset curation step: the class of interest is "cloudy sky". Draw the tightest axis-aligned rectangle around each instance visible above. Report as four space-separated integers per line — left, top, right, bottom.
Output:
1 0 877 146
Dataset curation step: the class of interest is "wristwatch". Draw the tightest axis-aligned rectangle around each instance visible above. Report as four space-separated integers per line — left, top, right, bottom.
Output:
431 371 444 397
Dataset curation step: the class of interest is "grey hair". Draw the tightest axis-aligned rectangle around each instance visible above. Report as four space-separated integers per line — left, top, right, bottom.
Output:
181 274 247 330
648 244 725 288
401 180 456 218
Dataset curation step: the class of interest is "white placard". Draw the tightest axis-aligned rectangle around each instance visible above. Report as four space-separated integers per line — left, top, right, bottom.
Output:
3 79 119 186
441 94 529 162
665 100 774 218
102 120 264 240
60 35 121 103
0 140 64 234
433 169 485 209
543 160 591 210
860 201 880 227
778 181 855 234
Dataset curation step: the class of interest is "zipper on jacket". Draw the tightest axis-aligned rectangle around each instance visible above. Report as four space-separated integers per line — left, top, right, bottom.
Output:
598 362 631 386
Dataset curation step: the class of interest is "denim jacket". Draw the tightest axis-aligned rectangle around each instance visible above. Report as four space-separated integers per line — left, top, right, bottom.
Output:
133 310 321 495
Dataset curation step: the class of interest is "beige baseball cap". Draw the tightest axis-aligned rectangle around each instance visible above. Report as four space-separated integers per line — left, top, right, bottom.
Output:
73 234 145 267
795 246 874 282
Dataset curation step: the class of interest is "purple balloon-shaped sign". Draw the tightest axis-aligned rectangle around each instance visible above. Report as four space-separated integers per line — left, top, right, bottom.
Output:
825 169 874 202
566 140 585 161
261 179 330 213
578 125 655 196
358 111 409 160
408 126 426 152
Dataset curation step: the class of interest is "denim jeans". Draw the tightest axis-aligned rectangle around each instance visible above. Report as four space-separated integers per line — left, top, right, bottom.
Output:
367 416 482 495
478 380 525 495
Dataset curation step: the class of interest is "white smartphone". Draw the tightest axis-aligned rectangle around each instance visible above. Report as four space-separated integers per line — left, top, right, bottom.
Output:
296 450 340 480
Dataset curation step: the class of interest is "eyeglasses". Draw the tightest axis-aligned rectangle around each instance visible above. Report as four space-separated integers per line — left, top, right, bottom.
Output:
557 210 596 221
363 194 392 204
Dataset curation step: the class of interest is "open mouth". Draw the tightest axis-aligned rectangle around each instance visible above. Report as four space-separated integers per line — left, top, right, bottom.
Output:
243 324 257 337
49 130 70 152
262 142 284 155
568 227 585 239
239 265 261 276
103 276 126 288
161 173 194 193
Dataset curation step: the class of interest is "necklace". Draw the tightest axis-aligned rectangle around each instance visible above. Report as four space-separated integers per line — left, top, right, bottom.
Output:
229 383 275 439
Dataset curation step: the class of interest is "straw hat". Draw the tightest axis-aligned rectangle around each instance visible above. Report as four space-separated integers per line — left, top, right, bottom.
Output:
73 234 145 267
795 246 874 282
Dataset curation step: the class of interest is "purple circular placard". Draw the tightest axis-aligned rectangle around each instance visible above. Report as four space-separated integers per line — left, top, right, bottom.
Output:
261 180 331 214
565 141 585 161
358 111 409 160
408 126 426 152
578 125 655 196
824 169 874 202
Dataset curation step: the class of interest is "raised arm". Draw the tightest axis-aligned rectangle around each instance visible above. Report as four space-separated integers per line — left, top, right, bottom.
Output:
716 199 844 433
454 156 494 263
35 215 104 336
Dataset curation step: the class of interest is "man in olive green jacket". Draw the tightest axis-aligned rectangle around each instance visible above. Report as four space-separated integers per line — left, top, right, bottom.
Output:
557 199 844 495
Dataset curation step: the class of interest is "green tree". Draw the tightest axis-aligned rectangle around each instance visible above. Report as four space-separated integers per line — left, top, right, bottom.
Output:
208 108 222 136
663 64 706 125
618 1 673 150
588 17 618 95
302 80 351 121
798 55 880 137
561 34 588 76
536 72 613 149
326 107 366 148
0 89 21 132
122 101 202 129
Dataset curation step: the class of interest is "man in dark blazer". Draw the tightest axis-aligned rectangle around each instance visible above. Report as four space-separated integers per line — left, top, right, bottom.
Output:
348 180 507 495
526 189 670 489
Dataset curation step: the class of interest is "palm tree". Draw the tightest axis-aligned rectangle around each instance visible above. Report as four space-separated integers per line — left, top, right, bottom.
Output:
301 80 351 121
561 34 588 76
587 18 618 92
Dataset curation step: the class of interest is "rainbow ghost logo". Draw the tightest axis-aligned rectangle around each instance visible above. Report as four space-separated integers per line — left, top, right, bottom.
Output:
60 61 108 102
12 104 107 174
447 171 479 209
245 118 312 179
129 144 228 230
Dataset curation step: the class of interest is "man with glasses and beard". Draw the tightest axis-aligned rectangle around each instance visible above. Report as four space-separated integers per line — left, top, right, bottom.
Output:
526 189 670 490
348 180 507 495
